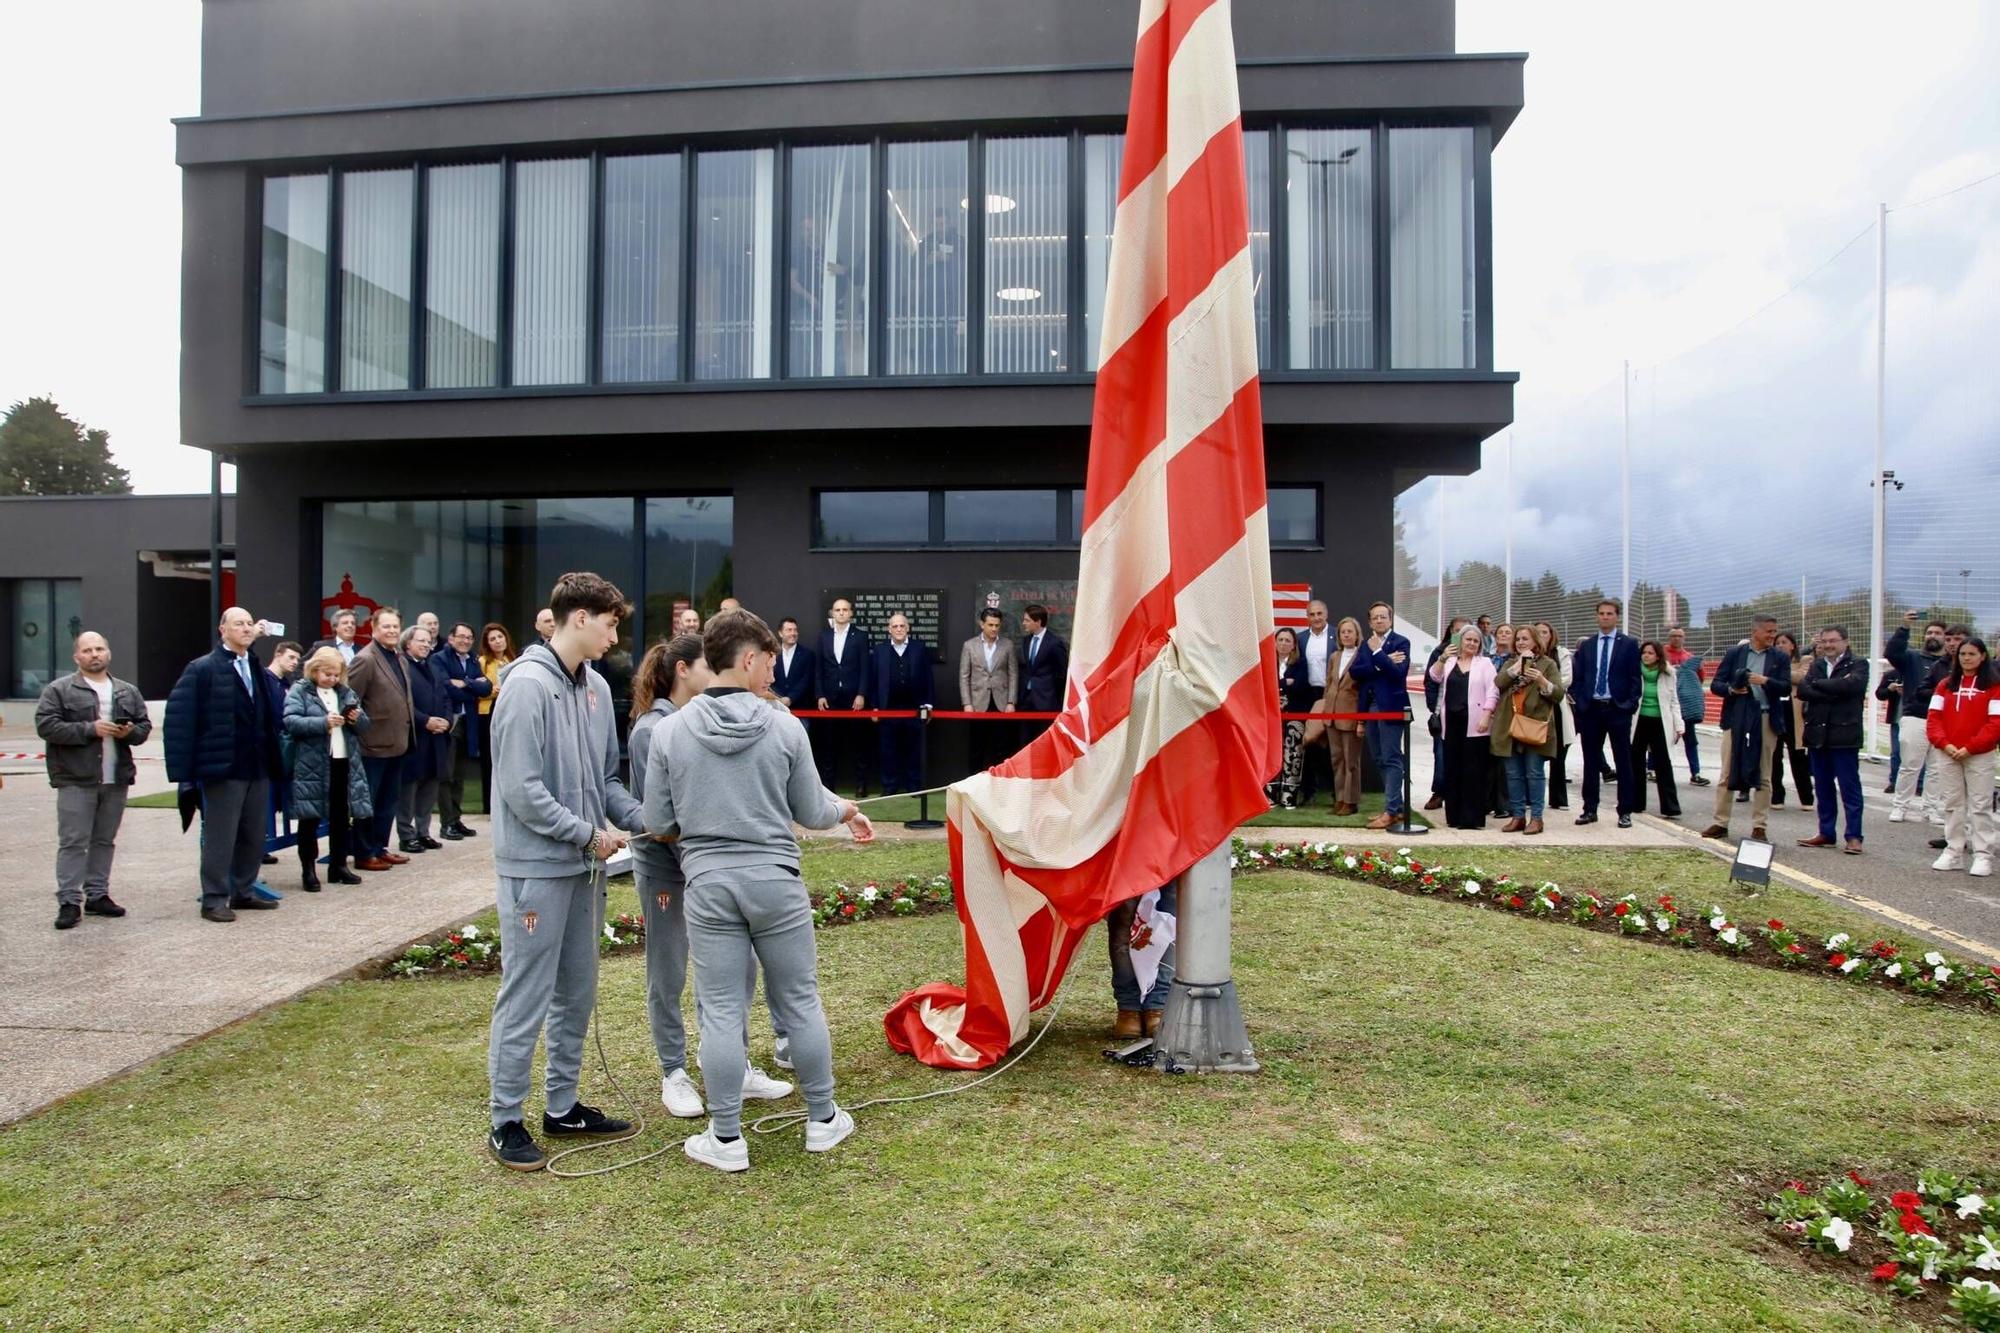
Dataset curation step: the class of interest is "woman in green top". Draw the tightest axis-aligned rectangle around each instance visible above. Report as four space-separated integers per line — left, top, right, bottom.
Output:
1489 625 1562 833
1630 640 1685 818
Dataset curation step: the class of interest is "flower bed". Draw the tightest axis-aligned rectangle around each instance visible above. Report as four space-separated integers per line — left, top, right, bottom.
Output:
1231 839 2000 1014
1762 1169 2000 1327
379 875 955 979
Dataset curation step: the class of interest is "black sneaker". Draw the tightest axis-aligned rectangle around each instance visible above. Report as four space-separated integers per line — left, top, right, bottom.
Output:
1929 837 1949 850
487 1120 547 1172
55 903 82 930
1690 775 1711 786
84 896 126 917
440 826 465 841
542 1102 633 1138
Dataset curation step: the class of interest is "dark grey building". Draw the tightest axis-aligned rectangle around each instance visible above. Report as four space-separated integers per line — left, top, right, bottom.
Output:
0 495 236 699
173 0 1521 764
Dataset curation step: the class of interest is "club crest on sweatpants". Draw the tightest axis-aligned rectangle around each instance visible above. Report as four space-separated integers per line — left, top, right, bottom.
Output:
522 910 539 935
656 891 671 911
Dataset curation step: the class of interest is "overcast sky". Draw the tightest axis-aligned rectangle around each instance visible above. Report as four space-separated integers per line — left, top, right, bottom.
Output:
1 2 1994 625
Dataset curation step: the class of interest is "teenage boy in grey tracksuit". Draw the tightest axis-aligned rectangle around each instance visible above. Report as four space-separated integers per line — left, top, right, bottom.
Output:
643 611 874 1173
484 573 648 1172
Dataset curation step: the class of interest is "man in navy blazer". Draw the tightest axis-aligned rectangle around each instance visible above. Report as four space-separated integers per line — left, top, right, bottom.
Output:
1348 600 1413 829
1015 604 1068 739
869 613 935 795
1567 598 1644 827
773 617 819 712
815 596 872 796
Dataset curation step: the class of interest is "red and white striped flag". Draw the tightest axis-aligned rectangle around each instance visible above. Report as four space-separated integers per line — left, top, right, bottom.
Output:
885 0 1279 1069
1273 583 1312 631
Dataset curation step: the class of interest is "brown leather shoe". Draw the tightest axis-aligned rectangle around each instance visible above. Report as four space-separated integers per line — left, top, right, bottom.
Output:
1700 824 1729 839
1142 1010 1163 1038
1500 817 1526 833
1365 812 1395 830
1751 826 1767 842
1423 794 1445 811
1113 1009 1142 1039
382 852 411 865
1843 838 1864 855
1796 834 1835 848
1334 802 1357 816
1524 818 1544 835
354 856 394 872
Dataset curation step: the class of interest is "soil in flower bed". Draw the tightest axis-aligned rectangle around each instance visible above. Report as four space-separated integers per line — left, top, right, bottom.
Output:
1235 840 2000 1016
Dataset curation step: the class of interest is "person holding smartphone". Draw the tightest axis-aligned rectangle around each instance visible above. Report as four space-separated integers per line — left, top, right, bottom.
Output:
35 631 152 930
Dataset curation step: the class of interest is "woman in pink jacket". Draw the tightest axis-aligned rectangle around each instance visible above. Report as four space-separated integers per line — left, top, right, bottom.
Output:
1429 623 1501 829
1926 636 2000 877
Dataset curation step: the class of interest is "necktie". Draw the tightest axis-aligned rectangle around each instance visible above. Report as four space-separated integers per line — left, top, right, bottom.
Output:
1595 635 1611 698
1030 635 1040 663
236 656 254 695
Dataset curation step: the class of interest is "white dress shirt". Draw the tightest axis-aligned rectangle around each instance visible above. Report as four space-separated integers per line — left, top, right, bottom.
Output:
1303 629 1330 687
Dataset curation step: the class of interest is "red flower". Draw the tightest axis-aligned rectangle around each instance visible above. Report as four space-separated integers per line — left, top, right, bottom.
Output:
1845 1170 1873 1187
451 951 470 964
839 903 856 917
1547 890 1562 903
1872 1262 1900 1281
1889 1190 1921 1210
1508 895 1525 910
1785 1179 1810 1194
1767 919 1785 931
1613 903 1630 917
448 934 462 945
1828 953 1849 969
1898 1209 1933 1237
1786 943 1804 955
1409 861 1424 873
1870 940 1898 958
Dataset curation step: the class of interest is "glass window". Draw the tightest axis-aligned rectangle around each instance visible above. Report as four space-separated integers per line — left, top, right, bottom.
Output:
1285 128 1374 370
339 167 414 391
984 136 1069 374
1244 129 1272 368
426 162 501 389
9 578 83 697
943 490 1060 546
694 147 775 381
1389 127 1477 369
600 153 683 384
511 157 591 386
1267 486 1319 548
1082 134 1122 372
643 496 735 633
814 491 929 547
883 140 968 375
258 173 329 393
788 144 871 378
1068 487 1087 544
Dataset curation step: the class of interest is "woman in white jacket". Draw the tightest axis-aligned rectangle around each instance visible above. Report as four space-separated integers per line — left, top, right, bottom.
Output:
1629 639 1685 818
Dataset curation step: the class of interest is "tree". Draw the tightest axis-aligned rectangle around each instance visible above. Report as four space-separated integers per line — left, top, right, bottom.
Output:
0 397 132 496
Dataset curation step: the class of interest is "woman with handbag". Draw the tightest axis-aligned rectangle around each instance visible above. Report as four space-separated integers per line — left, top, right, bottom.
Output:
1428 623 1501 830
1532 622 1575 810
1491 626 1561 833
1629 640 1685 817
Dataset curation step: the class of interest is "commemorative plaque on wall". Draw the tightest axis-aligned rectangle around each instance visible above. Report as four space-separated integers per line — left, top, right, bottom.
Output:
823 588 946 648
973 579 1079 642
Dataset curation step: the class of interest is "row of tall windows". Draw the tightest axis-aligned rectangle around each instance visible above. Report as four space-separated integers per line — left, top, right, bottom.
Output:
258 127 1478 395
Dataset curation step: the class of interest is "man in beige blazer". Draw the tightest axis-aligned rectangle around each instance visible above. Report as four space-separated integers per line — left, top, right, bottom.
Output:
959 608 1019 773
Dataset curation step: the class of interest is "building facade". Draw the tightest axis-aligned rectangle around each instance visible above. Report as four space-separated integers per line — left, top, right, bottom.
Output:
174 0 1522 763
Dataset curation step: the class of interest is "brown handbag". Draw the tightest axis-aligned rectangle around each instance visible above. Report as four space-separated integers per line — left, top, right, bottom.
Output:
1508 686 1549 747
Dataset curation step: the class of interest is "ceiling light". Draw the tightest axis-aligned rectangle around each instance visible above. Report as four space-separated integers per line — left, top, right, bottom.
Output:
960 194 1017 214
997 286 1041 302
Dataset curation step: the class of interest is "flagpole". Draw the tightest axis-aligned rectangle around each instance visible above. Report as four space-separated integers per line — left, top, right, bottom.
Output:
1153 841 1258 1074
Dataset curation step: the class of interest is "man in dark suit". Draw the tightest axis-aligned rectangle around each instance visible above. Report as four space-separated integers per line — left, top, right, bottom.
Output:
429 621 492 840
1349 600 1413 829
773 617 819 712
869 613 935 795
1567 598 1644 827
1702 614 1790 843
1016 604 1068 738
163 607 286 922
311 609 362 667
1795 625 1869 854
815 596 872 795
1294 600 1335 806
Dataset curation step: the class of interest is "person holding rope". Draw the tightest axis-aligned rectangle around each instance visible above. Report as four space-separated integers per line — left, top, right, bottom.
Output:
484 573 647 1173
643 610 875 1173
627 634 796 1122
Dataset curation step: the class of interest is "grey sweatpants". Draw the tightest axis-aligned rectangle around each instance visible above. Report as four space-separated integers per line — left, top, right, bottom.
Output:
685 873 835 1136
487 872 602 1129
55 783 128 906
635 864 770 1077
199 777 269 910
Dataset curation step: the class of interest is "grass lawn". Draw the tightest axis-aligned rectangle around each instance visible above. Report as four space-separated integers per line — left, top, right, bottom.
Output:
2 842 1992 1331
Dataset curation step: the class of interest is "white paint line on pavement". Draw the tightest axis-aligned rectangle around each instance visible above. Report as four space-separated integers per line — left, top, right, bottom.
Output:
1640 815 2000 966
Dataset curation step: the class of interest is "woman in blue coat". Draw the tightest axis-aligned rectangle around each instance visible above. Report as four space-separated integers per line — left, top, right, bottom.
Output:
283 648 373 888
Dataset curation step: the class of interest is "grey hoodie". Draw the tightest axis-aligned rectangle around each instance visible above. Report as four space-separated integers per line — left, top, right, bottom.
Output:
490 642 644 879
641 687 844 887
625 696 683 884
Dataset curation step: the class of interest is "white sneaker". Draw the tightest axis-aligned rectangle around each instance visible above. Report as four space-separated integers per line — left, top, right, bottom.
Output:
661 1068 705 1119
804 1105 856 1154
684 1123 749 1173
1933 849 1966 872
1971 854 1993 878
773 1037 795 1071
1888 807 1906 823
741 1064 794 1101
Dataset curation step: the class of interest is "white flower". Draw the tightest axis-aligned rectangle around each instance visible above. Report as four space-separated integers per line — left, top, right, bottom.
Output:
860 886 879 903
602 923 617 941
461 923 479 939
1461 880 1481 896
1962 1277 2000 1295
1654 917 1671 932
1826 932 1850 951
1708 912 1728 930
1885 962 1904 979
1925 951 1945 967
1958 1195 1989 1219
1968 1234 2000 1271
1823 1217 1854 1252
1935 965 1954 983
1839 958 1862 974
1720 927 1740 946
1396 847 1411 858
1390 864 1410 878
1343 856 1358 871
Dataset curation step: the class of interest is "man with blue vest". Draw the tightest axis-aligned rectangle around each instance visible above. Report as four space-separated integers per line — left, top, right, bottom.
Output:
1349 600 1412 830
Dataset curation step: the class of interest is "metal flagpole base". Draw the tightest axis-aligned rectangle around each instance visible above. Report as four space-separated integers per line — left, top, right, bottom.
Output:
1386 818 1429 836
1152 842 1259 1075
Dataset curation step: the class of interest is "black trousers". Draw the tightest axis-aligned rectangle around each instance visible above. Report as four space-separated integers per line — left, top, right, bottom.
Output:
1577 699 1636 817
299 757 352 874
1772 744 1815 805
1629 715 1682 816
475 712 494 814
813 712 874 794
1442 719 1489 830
877 716 923 794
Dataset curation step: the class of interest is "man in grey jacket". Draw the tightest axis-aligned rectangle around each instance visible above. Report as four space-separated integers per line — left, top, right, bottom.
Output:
484 572 648 1172
644 611 874 1173
35 631 151 930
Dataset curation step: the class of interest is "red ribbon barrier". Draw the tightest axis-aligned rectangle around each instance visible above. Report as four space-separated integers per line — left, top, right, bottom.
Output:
782 708 1405 722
